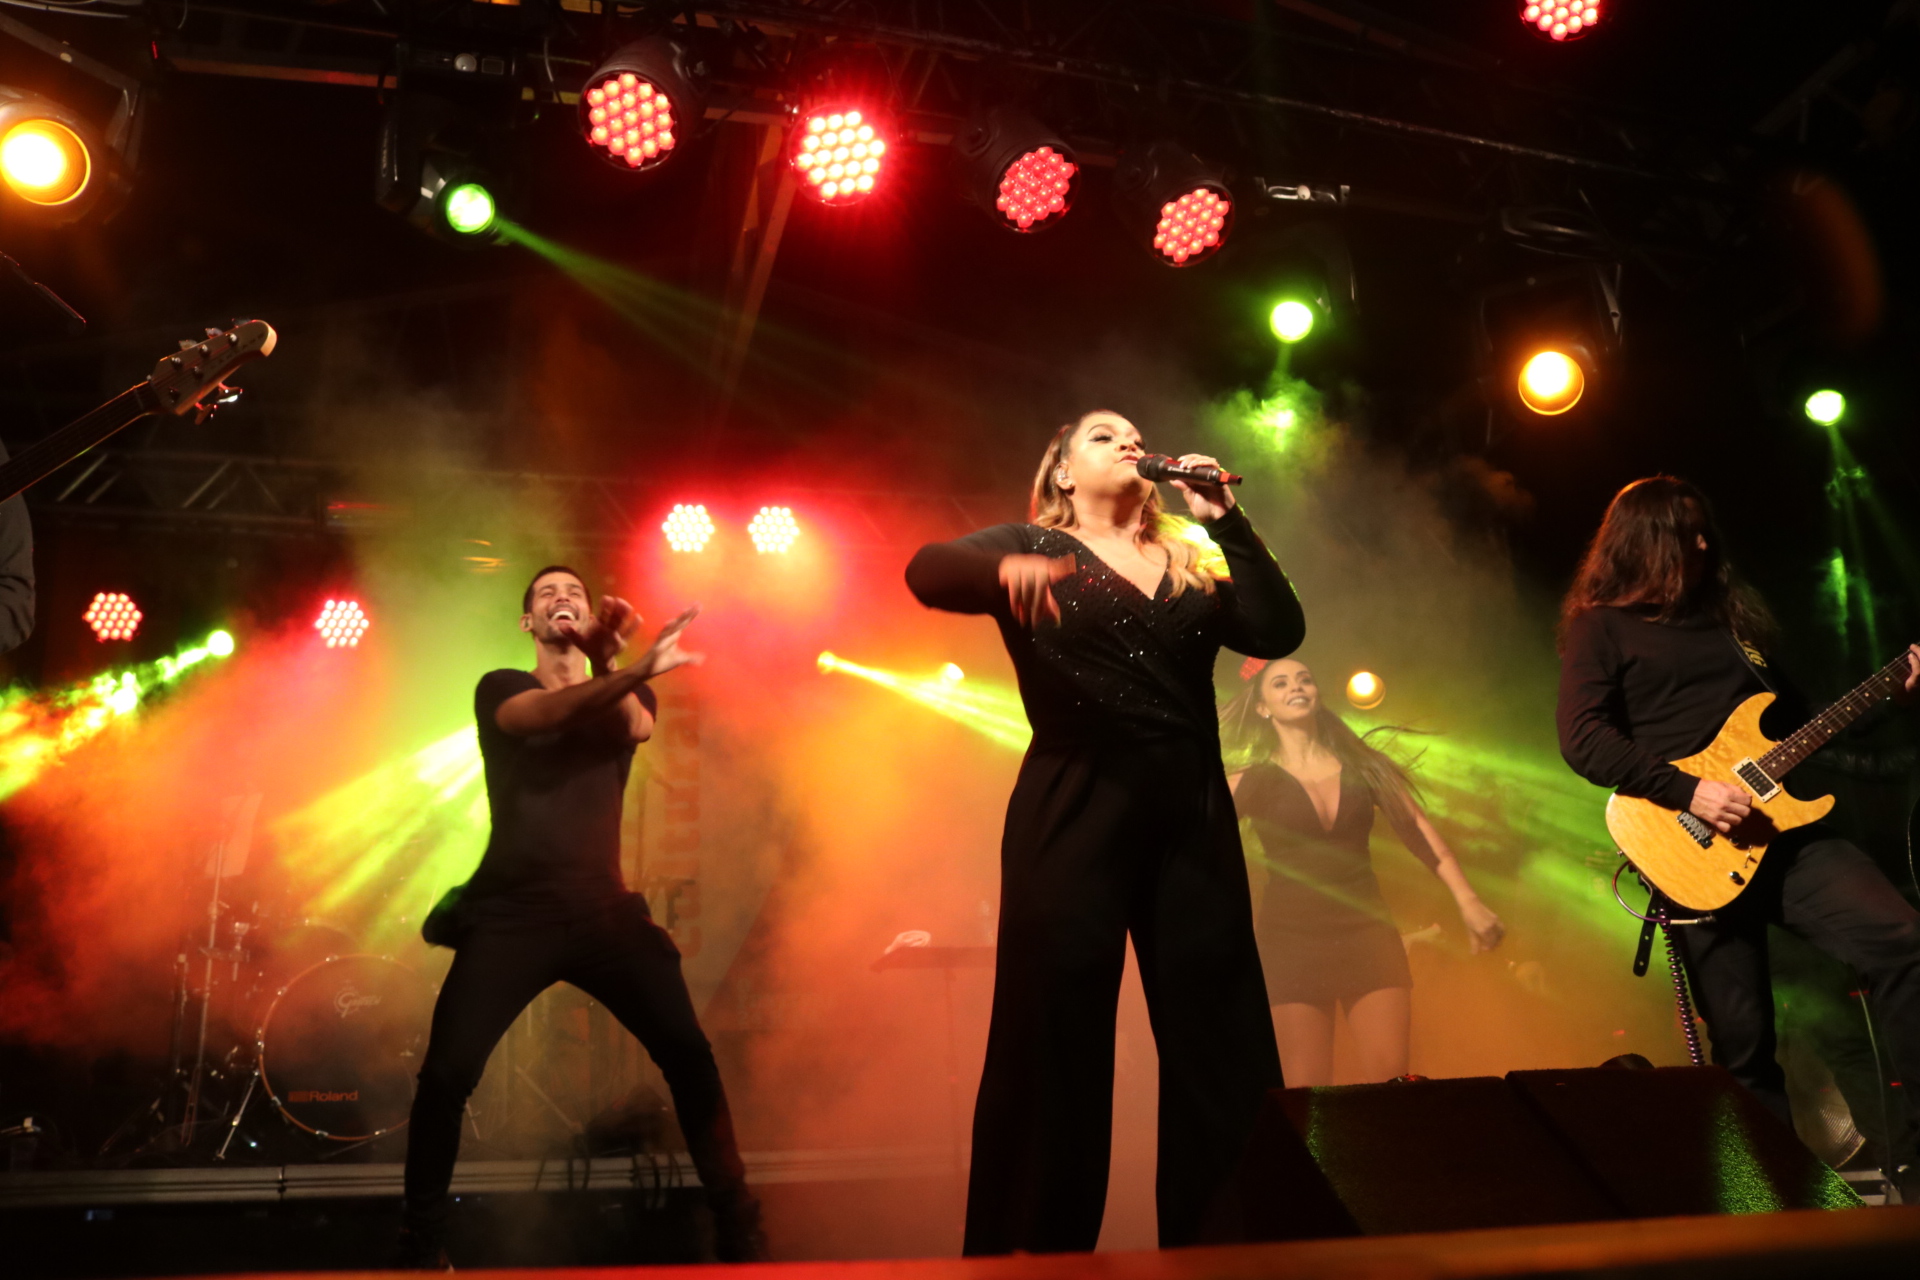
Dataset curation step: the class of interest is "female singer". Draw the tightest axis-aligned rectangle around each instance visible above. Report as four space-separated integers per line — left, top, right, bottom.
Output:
906 410 1306 1254
1221 658 1504 1086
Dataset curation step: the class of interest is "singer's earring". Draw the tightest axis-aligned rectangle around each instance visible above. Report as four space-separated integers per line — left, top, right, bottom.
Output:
1055 469 1072 491
1258 708 1270 719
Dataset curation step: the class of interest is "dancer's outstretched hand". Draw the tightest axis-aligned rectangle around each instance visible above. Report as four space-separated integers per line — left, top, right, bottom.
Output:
632 605 704 679
999 554 1076 628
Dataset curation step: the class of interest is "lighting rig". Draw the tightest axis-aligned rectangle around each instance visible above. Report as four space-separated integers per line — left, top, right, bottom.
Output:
1476 263 1623 421
580 37 707 174
783 50 898 207
665 504 803 555
0 15 141 227
374 92 505 244
1111 139 1235 267
1520 1 1603 43
954 106 1080 234
1261 222 1359 348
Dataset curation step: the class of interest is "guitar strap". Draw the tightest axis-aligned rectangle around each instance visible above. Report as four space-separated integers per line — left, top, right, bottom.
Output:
1726 629 1778 695
1632 911 1659 977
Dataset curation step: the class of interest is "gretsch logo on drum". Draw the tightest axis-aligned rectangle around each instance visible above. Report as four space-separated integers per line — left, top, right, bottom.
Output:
334 984 384 1017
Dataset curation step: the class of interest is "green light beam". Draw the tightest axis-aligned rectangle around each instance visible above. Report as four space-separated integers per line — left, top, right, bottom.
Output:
274 727 489 948
0 632 238 802
817 651 1031 752
494 220 850 409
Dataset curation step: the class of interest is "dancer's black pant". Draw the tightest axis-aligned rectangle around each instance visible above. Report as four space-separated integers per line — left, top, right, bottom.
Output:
964 737 1283 1255
1676 831 1920 1138
402 892 747 1231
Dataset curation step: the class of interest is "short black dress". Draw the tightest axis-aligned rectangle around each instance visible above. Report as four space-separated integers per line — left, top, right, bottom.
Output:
1234 762 1418 1006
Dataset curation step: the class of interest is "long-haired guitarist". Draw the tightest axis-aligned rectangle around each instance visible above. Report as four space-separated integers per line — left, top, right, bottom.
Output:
0 439 32 652
1557 476 1920 1194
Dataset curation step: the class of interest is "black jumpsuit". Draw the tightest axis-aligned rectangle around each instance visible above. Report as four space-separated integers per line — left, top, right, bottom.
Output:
906 505 1306 1253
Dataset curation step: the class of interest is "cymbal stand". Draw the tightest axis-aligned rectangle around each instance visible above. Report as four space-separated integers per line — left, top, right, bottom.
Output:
180 830 251 1147
179 836 226 1144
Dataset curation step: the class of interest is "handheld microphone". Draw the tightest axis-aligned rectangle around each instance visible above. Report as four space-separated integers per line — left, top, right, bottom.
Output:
1136 454 1244 486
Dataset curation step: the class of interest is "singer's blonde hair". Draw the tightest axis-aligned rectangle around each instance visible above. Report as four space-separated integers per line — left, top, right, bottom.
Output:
1028 410 1221 598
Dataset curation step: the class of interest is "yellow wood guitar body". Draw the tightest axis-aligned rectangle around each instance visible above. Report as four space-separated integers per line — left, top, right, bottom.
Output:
1604 693 1834 912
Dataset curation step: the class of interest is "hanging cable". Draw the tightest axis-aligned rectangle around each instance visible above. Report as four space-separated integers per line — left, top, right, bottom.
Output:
1658 903 1705 1067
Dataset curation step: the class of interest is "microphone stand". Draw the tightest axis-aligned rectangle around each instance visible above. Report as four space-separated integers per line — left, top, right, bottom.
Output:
0 251 85 334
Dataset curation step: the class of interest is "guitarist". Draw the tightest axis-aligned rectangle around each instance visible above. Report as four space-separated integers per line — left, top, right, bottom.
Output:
1556 476 1920 1191
0 436 31 653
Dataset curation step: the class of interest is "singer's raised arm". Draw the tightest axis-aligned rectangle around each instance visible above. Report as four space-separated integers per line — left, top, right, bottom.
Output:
905 524 1029 616
1205 505 1306 660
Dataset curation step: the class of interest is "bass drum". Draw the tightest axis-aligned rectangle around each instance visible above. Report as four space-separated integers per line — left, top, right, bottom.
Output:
255 954 435 1141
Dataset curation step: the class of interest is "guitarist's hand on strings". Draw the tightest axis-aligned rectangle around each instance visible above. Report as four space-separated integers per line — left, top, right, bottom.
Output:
1891 643 1920 706
1690 779 1752 834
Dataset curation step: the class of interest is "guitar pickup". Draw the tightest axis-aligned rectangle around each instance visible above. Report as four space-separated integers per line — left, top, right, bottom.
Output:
1676 812 1715 848
1732 758 1780 801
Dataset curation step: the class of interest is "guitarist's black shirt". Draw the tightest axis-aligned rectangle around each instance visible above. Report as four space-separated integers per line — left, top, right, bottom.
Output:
1557 606 1767 810
0 437 33 653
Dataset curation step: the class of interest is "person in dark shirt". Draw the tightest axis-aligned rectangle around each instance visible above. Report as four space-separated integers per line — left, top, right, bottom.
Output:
0 437 35 653
397 567 761 1267
1222 657 1503 1085
1556 476 1920 1196
906 410 1305 1254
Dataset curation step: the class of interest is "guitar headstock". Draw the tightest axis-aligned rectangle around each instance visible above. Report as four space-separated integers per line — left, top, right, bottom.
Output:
148 320 277 421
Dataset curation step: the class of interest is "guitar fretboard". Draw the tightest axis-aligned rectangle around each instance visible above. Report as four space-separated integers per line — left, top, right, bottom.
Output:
0 384 155 504
1758 650 1913 777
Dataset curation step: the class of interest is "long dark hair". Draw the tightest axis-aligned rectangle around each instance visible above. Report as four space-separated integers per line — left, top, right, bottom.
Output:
1559 476 1774 649
1220 659 1433 860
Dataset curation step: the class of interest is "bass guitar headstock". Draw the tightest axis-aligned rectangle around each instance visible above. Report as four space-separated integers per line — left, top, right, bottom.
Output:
148 320 277 423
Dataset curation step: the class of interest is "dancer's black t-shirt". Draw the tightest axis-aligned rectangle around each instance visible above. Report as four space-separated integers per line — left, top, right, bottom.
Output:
463 669 653 908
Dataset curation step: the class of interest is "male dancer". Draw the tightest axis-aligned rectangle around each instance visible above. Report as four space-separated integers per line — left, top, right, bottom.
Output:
398 566 762 1266
1557 477 1920 1198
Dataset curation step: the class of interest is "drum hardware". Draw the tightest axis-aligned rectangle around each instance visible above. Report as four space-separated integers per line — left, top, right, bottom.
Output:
125 795 265 1160
512 1065 586 1138
216 953 435 1159
178 795 263 1149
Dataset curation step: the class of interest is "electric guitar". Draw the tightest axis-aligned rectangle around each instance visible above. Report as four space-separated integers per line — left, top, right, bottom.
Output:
1606 648 1917 911
0 320 278 503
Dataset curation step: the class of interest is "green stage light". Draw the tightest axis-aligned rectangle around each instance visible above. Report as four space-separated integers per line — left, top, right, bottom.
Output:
443 183 496 236
206 630 235 657
1269 299 1315 343
1805 390 1846 427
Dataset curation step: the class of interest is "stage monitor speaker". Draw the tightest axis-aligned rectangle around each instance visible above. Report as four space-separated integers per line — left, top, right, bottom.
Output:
1204 1066 1858 1243
1505 1066 1859 1217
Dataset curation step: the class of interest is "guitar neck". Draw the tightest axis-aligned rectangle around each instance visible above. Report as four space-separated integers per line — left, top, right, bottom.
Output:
1758 651 1914 777
0 384 158 504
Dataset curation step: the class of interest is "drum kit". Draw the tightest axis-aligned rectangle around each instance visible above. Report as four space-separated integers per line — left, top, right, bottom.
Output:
128 798 437 1161
115 796 655 1165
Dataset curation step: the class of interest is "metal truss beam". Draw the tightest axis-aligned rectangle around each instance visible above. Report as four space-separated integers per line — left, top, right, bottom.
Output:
132 0 1721 191
24 448 1003 550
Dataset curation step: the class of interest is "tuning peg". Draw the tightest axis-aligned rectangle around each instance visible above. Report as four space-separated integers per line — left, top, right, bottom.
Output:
204 327 222 339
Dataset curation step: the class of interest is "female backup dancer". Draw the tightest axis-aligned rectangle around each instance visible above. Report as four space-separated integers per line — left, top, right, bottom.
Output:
1221 658 1504 1086
906 410 1306 1254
